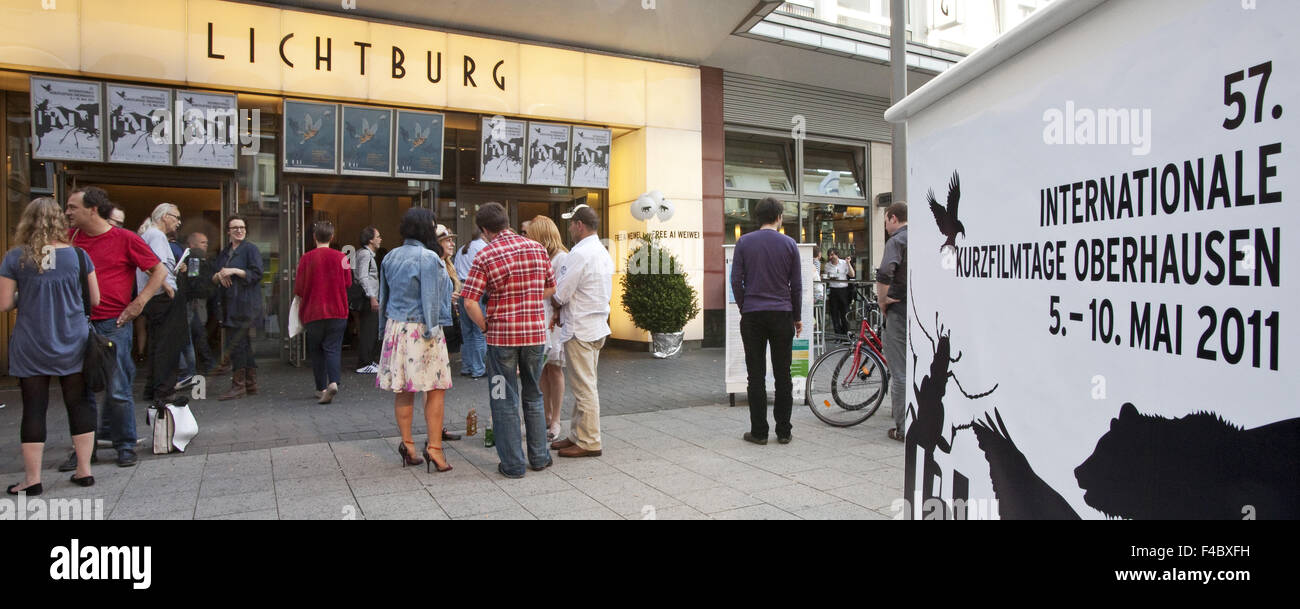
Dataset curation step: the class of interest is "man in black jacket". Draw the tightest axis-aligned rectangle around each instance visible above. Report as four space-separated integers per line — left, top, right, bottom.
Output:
181 232 217 375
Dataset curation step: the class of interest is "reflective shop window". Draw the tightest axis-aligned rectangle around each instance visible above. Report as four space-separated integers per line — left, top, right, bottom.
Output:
725 197 799 244
724 135 794 194
806 202 869 275
803 145 864 198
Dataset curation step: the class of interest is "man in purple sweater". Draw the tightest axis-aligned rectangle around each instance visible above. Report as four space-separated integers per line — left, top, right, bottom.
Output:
730 197 803 445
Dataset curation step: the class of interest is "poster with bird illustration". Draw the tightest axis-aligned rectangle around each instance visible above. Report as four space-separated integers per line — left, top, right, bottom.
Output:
176 90 238 170
525 122 570 187
30 76 104 163
480 116 525 184
284 100 338 174
569 126 611 189
107 84 173 166
341 105 393 176
394 110 444 180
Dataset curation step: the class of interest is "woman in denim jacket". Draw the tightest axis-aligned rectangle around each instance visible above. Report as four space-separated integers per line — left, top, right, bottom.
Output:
377 208 454 472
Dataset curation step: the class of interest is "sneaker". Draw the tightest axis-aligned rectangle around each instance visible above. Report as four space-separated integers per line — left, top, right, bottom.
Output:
116 449 138 468
356 364 379 374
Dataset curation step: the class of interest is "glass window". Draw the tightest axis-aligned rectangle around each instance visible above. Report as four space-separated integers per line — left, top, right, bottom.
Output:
805 202 869 276
803 145 864 198
725 197 799 245
724 135 794 194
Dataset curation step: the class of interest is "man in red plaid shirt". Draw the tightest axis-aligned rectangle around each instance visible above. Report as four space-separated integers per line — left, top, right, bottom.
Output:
462 202 557 478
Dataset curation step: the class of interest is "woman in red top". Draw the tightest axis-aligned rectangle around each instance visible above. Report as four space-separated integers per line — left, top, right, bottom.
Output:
294 221 352 404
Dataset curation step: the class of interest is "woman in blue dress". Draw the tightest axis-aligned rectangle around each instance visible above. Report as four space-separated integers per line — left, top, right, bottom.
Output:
0 198 100 494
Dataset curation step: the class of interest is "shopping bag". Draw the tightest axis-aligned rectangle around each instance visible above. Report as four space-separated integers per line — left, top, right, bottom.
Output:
288 296 303 337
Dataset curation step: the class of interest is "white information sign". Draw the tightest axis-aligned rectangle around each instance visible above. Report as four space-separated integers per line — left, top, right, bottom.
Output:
724 244 817 404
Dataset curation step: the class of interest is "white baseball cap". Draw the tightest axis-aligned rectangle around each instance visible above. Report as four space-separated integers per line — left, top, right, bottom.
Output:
435 224 455 239
561 203 591 220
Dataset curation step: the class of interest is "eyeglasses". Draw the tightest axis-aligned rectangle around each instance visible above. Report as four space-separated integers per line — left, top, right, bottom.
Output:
167 213 182 222
228 226 247 232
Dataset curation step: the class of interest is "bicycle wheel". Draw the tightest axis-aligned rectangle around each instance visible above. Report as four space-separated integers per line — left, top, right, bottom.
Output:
805 346 888 427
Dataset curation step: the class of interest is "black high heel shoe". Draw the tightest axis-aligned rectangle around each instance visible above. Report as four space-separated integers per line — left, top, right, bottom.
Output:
6 482 42 496
423 445 453 473
397 442 424 467
70 474 95 487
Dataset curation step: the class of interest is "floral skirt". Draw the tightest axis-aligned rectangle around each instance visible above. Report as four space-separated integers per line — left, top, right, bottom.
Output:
376 320 453 393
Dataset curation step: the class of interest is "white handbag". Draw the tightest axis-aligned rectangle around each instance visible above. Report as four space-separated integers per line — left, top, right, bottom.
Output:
288 296 304 337
149 404 199 454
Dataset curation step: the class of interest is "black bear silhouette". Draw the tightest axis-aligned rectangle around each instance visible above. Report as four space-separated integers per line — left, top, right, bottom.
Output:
971 409 1080 520
1075 403 1300 520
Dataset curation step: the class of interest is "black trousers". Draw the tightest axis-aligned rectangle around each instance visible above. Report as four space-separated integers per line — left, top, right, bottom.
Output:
356 306 379 368
143 291 188 398
827 286 852 336
19 374 93 443
740 310 795 439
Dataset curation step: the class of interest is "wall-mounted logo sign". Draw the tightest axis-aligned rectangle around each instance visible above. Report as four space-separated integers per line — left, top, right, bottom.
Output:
30 77 103 163
480 116 525 184
341 105 392 177
283 99 338 174
106 84 172 166
176 90 239 170
394 110 445 180
570 126 611 189
525 122 570 187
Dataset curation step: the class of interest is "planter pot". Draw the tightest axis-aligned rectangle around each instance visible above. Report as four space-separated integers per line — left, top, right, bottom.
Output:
650 332 684 359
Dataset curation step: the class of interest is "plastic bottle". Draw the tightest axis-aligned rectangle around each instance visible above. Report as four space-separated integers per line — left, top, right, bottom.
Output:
484 426 495 448
466 408 478 436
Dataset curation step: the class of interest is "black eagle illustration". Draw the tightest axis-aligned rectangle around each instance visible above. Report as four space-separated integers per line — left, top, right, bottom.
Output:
928 170 965 252
970 408 1080 520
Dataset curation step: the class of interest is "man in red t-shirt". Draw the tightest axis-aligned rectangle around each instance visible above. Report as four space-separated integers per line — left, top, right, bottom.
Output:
293 221 352 404
462 202 556 478
63 186 166 469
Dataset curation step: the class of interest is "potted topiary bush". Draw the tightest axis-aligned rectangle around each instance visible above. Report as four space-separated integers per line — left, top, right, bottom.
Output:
621 235 700 358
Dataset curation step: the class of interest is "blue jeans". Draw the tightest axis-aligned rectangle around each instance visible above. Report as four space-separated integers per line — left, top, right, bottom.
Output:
305 319 346 390
487 344 549 476
87 319 138 451
457 296 487 376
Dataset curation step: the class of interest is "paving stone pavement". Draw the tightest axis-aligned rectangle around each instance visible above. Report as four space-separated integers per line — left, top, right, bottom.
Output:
1 402 907 520
0 346 723 474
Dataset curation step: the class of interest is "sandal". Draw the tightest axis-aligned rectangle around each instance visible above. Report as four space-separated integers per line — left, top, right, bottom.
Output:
888 428 904 442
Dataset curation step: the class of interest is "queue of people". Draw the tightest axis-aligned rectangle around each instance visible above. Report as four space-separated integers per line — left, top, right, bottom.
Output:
3 190 620 490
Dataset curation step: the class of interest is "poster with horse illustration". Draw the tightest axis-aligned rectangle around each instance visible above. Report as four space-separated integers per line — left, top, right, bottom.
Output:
525 122 570 187
106 84 173 166
30 76 104 163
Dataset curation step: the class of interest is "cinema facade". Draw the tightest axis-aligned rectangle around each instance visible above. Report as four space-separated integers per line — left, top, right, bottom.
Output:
0 0 707 373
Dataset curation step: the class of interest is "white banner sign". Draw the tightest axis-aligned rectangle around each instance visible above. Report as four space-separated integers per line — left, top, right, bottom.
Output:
897 0 1296 519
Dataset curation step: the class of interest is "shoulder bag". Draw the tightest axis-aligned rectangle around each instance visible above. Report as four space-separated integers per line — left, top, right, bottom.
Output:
75 247 116 393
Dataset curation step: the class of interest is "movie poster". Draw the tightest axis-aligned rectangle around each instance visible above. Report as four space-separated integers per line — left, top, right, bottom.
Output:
176 91 238 170
30 76 103 162
394 110 444 179
106 84 173 166
480 116 525 184
341 105 393 176
525 122 570 187
570 126 611 189
284 100 338 174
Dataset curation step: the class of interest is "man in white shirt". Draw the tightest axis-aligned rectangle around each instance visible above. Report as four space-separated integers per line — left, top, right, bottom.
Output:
549 204 613 458
823 248 855 336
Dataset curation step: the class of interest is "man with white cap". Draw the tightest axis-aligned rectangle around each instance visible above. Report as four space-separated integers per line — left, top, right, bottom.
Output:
549 203 614 458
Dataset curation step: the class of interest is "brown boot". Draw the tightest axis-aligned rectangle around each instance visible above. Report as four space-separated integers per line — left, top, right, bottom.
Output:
245 368 259 395
218 369 246 401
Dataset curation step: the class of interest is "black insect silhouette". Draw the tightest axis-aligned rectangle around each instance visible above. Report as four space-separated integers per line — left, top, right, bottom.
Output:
53 103 100 148
966 408 1080 519
108 105 167 155
928 170 965 252
1075 403 1300 520
904 281 998 518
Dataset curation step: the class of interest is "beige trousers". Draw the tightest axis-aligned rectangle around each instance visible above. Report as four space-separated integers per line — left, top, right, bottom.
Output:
564 336 605 450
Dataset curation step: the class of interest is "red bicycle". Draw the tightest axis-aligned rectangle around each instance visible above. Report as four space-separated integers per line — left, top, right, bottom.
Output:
805 302 891 426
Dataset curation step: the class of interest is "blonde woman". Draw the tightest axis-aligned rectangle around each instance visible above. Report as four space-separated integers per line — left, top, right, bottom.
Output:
0 198 100 494
527 215 569 441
